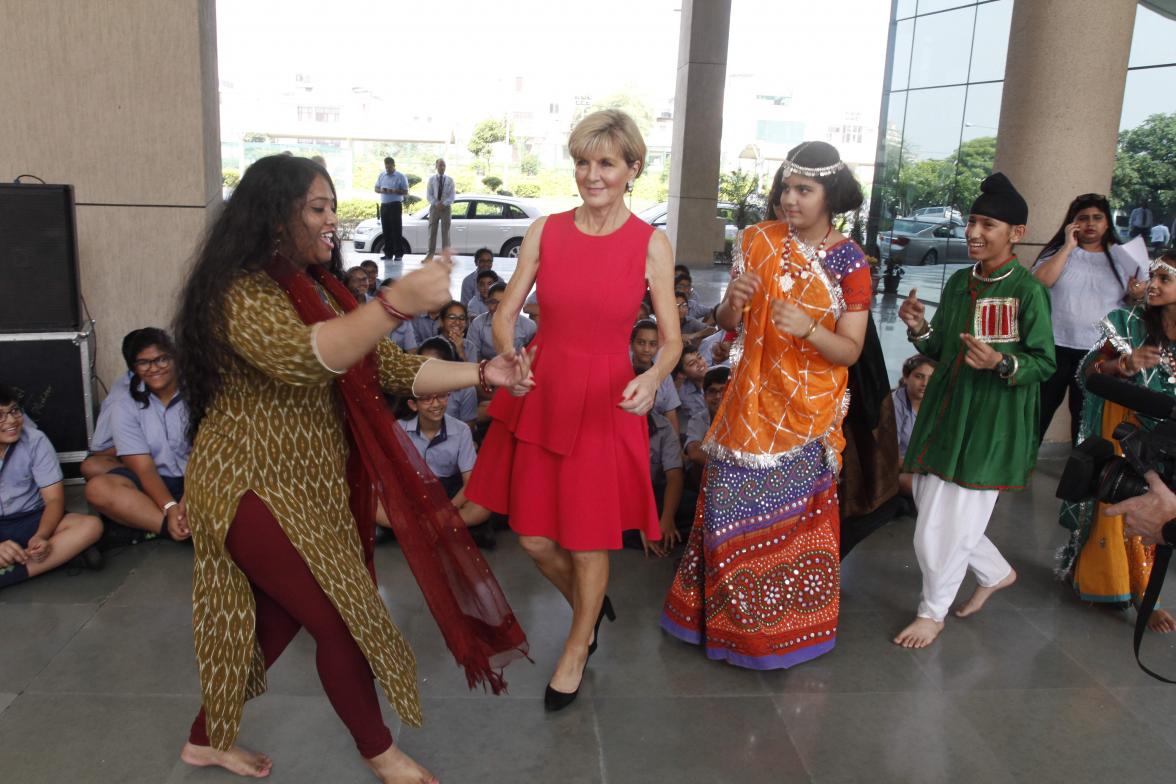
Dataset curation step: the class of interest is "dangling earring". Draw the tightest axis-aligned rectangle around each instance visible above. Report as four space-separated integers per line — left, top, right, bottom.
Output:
625 181 634 193
272 235 281 256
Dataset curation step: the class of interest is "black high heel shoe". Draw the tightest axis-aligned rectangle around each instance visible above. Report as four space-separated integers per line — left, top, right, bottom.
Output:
544 678 582 712
587 595 616 658
545 646 591 712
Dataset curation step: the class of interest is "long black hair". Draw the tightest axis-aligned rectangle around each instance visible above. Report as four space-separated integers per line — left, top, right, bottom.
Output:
123 327 177 409
175 155 340 442
1035 193 1122 286
1142 251 1176 346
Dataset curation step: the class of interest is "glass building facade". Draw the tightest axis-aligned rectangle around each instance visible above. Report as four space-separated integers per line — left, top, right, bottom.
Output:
868 0 1176 292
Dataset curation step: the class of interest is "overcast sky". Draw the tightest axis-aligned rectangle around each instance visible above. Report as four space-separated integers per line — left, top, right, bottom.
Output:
215 0 891 125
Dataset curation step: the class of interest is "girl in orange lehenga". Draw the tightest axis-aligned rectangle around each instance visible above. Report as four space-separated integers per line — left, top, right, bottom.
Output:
660 142 871 668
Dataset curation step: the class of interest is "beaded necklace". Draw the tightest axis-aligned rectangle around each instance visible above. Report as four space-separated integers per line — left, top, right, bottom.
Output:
777 225 832 293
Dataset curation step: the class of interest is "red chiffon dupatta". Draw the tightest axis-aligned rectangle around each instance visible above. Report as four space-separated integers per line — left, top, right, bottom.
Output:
265 254 528 692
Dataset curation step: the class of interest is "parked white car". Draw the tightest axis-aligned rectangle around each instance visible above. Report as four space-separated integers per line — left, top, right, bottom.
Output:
637 201 766 243
351 195 542 258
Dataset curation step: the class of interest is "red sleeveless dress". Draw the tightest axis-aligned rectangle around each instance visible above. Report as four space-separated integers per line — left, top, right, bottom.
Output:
465 209 660 550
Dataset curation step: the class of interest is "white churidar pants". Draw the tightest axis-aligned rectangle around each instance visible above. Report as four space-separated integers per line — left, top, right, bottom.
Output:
912 473 1012 622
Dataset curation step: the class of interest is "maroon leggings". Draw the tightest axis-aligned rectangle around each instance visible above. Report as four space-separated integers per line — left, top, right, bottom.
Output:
188 491 393 758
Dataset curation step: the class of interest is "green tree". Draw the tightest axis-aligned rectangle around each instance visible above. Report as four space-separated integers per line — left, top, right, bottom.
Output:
520 153 541 176
222 169 241 188
482 175 503 193
951 136 997 214
1113 113 1176 216
468 118 507 173
717 169 764 229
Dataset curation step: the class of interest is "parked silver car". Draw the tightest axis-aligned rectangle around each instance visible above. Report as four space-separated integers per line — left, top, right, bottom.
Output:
882 218 970 266
351 195 542 257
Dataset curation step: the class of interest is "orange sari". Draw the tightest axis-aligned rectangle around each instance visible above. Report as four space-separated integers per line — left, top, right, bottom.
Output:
661 222 870 669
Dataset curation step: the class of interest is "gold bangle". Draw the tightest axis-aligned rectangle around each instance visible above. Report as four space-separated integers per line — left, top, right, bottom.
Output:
802 318 819 339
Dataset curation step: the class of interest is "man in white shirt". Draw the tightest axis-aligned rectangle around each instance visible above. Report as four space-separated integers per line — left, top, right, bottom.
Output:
1129 204 1153 239
427 159 455 257
1151 222 1171 253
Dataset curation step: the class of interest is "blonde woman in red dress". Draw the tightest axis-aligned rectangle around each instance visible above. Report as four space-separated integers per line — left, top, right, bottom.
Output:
466 110 682 710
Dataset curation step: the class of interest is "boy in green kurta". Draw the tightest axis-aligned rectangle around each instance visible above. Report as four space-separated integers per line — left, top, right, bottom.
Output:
894 173 1056 648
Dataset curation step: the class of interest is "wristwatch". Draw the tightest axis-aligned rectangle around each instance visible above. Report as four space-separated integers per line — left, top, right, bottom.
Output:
996 353 1018 380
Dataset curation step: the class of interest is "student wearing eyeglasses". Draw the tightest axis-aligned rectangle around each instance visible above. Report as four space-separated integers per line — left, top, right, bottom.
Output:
84 327 191 542
437 300 470 361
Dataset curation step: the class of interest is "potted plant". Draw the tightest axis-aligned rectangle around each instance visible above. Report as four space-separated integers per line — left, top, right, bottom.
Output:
883 257 904 294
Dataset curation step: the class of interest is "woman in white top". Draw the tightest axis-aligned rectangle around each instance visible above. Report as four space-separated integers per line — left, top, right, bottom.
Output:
1033 193 1145 442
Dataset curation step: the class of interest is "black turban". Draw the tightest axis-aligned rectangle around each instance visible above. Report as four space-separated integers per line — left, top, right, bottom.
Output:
970 172 1028 226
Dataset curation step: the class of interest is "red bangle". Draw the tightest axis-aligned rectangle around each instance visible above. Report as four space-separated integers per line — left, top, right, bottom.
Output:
377 291 412 322
477 359 494 394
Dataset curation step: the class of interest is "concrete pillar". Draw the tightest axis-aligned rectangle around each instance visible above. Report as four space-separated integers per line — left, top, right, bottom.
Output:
667 0 731 268
0 0 221 389
994 0 1136 444
995 0 1135 258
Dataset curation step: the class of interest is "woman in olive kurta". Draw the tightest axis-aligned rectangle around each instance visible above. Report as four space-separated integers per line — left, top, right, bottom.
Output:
174 155 532 783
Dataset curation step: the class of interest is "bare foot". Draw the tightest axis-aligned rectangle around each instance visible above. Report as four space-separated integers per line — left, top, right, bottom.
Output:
1148 608 1176 633
893 617 944 649
365 744 438 784
955 569 1017 618
548 643 589 694
180 742 272 778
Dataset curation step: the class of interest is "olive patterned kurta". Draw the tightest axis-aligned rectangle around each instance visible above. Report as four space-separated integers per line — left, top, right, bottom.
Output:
187 271 428 751
903 258 1056 490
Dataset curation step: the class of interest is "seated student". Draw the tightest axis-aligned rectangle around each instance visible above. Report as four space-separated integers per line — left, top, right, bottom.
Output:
466 281 537 363
675 271 712 322
379 276 419 351
676 347 709 439
635 293 653 323
466 269 500 318
631 409 684 558
410 308 441 345
684 366 730 473
84 328 191 542
418 336 480 429
698 328 734 369
438 300 471 361
676 290 715 348
80 329 140 480
631 318 681 434
345 266 371 302
623 398 685 557
894 354 936 498
0 385 103 589
388 390 495 549
460 247 496 305
522 290 540 325
359 258 379 297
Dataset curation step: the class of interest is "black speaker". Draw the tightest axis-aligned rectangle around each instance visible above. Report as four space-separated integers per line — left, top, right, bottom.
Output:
0 183 82 332
0 331 94 462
